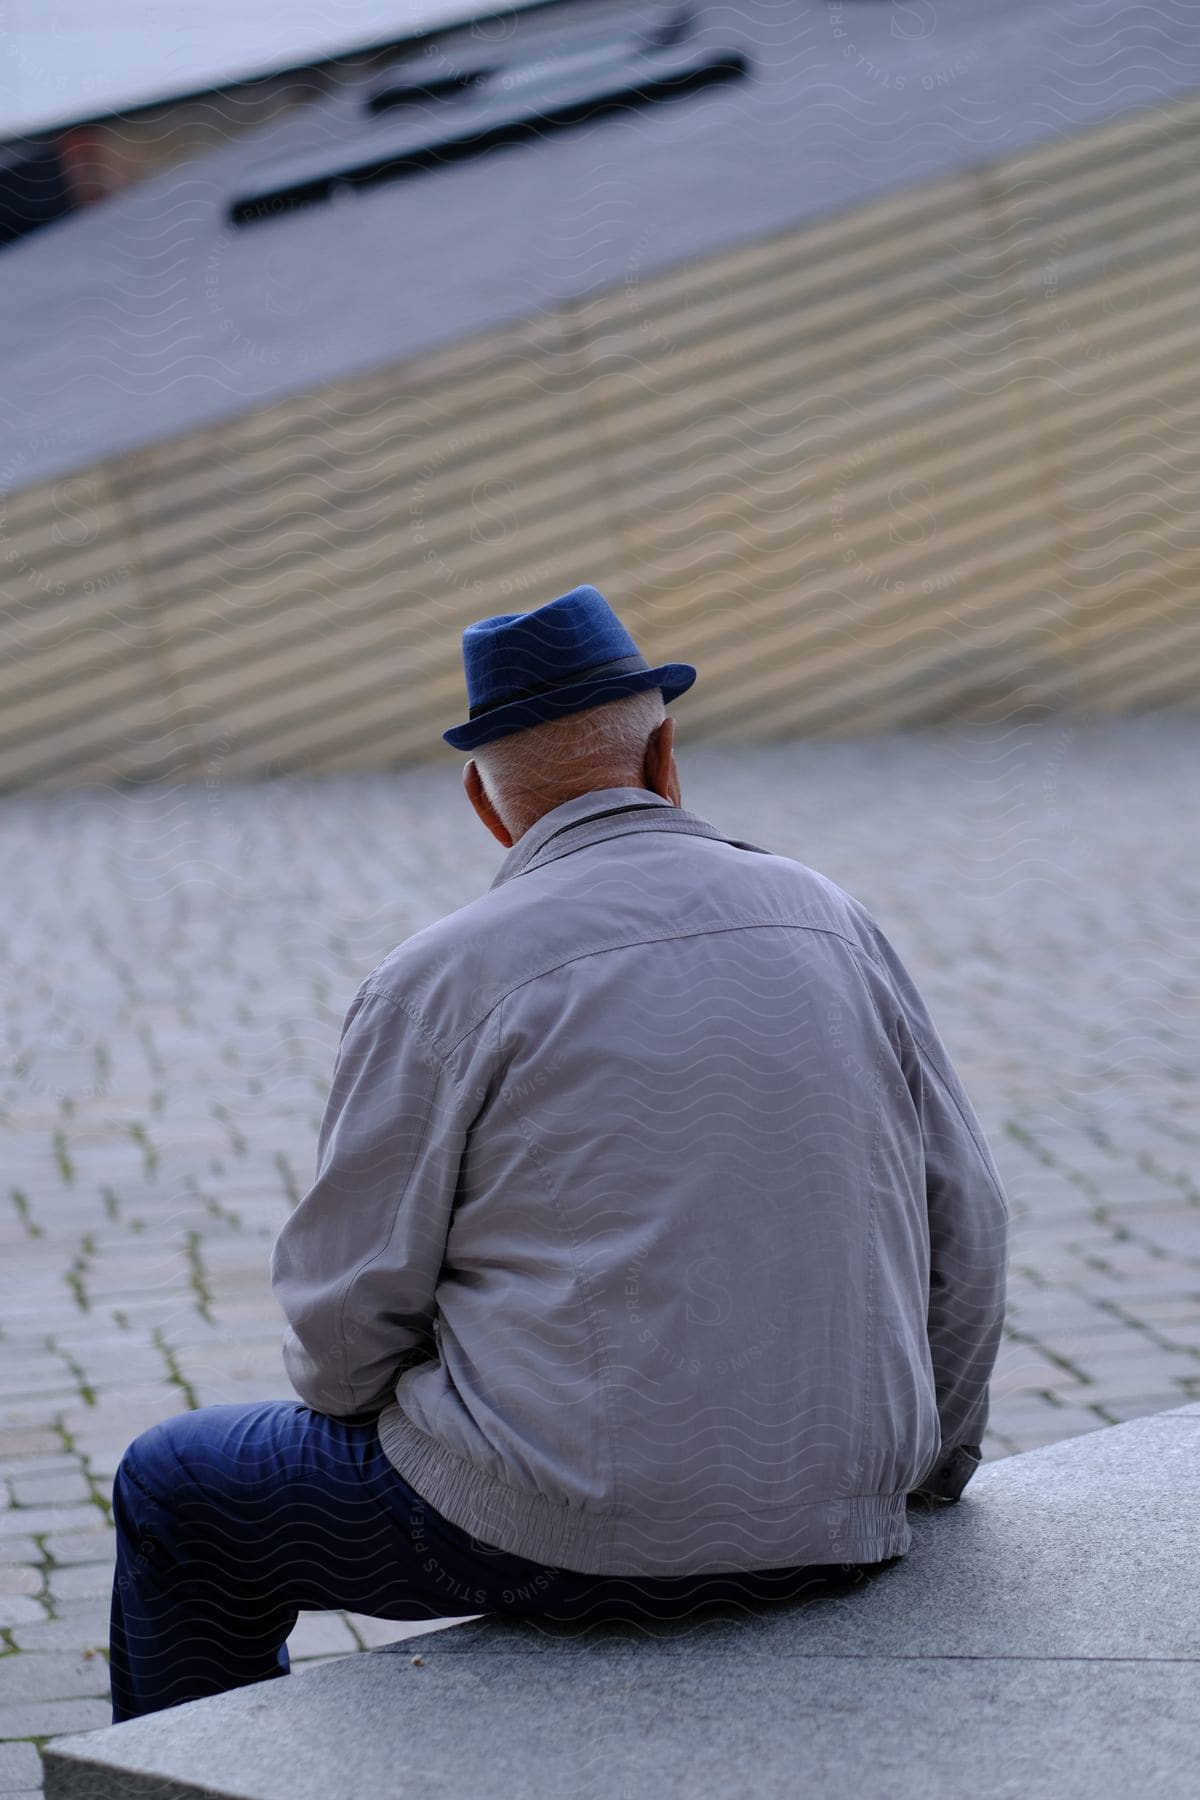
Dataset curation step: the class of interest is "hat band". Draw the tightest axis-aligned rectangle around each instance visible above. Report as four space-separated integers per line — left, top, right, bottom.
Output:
468 651 649 720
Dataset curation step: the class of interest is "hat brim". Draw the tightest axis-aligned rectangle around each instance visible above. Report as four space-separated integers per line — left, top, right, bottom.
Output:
442 662 696 752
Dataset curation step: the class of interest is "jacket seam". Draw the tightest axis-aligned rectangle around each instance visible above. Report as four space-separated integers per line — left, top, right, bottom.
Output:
363 915 894 1072
913 1036 1011 1221
356 984 466 1086
352 982 479 1119
438 917 875 1058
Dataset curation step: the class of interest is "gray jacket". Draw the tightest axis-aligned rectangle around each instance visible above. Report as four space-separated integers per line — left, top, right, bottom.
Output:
270 787 1010 1576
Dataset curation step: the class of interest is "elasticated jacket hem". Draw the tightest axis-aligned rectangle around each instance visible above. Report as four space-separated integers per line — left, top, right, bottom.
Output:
377 1402 914 1577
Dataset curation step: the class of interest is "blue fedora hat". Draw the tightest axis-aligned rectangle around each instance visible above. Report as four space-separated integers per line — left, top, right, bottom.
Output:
442 584 696 752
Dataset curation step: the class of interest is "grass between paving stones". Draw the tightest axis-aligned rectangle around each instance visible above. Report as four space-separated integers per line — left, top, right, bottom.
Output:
127 1123 158 1178
151 1330 200 1412
211 1103 249 1158
62 1236 97 1315
183 1231 215 1322
274 1152 301 1208
51 1132 74 1184
8 1190 42 1239
50 1421 113 1530
0 1520 103 1638
43 1341 96 1410
1004 1328 1090 1384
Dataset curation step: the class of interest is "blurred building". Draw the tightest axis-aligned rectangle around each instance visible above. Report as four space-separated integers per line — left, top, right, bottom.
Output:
2 0 1200 790
0 2 535 240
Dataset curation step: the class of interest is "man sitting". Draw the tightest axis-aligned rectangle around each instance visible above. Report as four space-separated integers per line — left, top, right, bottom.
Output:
109 583 1010 1722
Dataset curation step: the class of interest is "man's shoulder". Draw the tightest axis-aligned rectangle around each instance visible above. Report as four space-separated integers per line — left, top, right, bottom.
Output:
364 888 503 975
349 868 607 1057
678 829 885 944
351 829 891 1053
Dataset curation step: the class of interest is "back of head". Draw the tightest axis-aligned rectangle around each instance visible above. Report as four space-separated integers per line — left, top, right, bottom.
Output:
474 686 667 842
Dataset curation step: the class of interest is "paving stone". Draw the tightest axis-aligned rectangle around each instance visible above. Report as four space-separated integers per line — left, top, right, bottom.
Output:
1030 1329 1179 1360
1074 1369 1198 1401
8 1617 110 1656
1088 1277 1200 1304
0 1741 43 1793
0 1434 61 1462
5 1473 92 1510
1157 1323 1200 1352
0 1510 102 1542
0 1652 109 1703
0 1460 88 1484
991 1356 1088 1398
342 1614 475 1650
47 1565 110 1605
997 1426 1102 1452
0 1598 47 1628
1123 1297 1200 1325
1096 1396 1199 1424
0 1381 81 1410
0 1697 111 1739
0 1543 39 1569
41 1531 116 1568
1029 1403 1113 1435
0 1568 42 1599
284 1613 358 1659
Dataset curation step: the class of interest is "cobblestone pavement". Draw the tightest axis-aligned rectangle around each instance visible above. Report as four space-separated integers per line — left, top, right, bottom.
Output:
2 711 1198 1788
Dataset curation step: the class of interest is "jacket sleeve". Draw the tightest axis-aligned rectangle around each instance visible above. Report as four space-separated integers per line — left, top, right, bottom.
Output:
902 1017 1011 1503
848 906 1011 1504
269 984 467 1420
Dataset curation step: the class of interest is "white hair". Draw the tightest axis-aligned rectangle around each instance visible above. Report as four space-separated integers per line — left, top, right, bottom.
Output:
475 686 666 840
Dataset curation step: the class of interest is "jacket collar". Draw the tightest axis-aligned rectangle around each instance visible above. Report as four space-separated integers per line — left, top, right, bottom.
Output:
489 786 769 890
490 787 674 889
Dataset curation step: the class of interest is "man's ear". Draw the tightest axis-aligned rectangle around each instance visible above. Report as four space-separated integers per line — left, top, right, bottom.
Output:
463 760 514 848
644 716 681 807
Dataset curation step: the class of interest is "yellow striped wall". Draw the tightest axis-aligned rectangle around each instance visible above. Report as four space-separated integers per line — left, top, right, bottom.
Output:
4 89 1200 790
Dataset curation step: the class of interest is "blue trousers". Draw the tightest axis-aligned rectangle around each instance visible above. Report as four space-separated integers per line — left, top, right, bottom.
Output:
110 1400 893 1723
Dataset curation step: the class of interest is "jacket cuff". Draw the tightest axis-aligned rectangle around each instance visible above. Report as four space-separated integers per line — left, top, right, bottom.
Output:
907 1443 982 1505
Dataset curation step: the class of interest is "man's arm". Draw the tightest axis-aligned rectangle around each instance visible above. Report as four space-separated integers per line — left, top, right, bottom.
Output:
902 1020 1011 1502
270 984 466 1420
845 903 1011 1504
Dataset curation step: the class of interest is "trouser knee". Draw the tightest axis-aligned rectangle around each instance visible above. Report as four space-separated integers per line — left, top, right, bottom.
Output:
111 1420 208 1587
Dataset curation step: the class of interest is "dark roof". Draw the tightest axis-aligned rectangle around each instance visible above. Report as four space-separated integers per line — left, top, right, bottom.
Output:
3 0 1200 493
